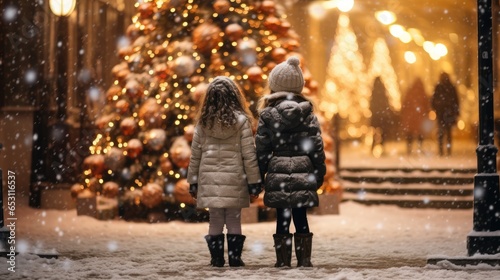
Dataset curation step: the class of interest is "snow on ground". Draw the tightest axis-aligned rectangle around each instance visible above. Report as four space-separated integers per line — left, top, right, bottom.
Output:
2 138 498 279
1 200 499 280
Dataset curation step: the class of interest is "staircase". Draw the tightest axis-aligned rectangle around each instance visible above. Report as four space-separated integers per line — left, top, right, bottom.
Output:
339 167 476 209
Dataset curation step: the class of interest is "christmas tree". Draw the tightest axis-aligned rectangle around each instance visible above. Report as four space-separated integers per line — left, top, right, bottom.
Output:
319 14 371 140
73 0 337 221
367 37 401 113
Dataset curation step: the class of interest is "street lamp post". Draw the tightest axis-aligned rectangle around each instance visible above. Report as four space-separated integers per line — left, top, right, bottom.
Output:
49 0 76 183
428 0 500 266
30 0 77 207
467 0 500 256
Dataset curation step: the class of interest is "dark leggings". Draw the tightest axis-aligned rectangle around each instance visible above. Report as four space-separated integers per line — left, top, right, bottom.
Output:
276 208 310 234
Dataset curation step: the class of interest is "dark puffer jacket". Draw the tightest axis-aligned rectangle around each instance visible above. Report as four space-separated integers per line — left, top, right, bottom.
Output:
255 92 326 208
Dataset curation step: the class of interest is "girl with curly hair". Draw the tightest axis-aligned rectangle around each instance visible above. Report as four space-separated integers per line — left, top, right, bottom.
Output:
187 76 262 267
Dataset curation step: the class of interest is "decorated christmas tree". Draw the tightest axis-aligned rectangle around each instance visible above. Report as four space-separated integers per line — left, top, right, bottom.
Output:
73 0 337 221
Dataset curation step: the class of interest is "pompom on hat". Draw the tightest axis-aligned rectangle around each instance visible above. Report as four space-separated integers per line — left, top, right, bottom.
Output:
268 56 304 94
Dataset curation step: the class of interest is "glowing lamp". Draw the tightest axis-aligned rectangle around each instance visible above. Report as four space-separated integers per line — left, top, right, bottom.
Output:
49 0 76 16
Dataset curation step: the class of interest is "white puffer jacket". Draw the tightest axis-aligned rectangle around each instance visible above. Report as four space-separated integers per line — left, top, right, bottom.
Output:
187 114 261 209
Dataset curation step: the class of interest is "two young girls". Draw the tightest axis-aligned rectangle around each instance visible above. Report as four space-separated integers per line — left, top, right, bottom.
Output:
187 57 326 268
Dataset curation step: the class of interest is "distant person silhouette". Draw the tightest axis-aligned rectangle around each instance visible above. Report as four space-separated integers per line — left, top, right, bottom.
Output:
431 72 460 156
370 76 393 155
400 77 431 155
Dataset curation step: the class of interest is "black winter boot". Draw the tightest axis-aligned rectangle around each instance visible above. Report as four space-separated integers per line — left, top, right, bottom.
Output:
205 234 225 267
294 233 313 267
273 234 293 267
227 234 246 267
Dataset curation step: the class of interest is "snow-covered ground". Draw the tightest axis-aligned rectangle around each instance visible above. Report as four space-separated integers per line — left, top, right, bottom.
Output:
1 200 499 280
2 138 499 279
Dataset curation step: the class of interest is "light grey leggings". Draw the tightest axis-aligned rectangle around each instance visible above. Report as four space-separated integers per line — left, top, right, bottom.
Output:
208 208 242 235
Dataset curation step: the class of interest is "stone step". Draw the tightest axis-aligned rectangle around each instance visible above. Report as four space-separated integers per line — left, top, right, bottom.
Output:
340 167 477 174
341 192 473 209
338 167 475 209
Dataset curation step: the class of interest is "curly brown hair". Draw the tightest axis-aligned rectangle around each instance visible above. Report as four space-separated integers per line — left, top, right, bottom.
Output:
197 76 254 129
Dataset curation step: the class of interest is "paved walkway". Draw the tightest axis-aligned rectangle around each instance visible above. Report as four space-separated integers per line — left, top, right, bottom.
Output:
338 138 478 170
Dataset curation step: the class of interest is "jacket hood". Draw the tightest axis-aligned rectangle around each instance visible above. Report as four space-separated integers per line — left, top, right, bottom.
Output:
201 113 247 140
260 92 312 131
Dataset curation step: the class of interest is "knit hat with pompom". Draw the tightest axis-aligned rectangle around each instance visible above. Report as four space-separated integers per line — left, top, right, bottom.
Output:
268 56 304 94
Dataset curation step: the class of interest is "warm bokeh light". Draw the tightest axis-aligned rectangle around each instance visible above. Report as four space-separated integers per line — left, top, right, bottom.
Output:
435 43 448 56
404 51 416 64
399 31 412 43
375 10 396 25
457 120 465 130
389 24 405 38
408 28 425 46
337 0 354 12
308 0 340 19
423 41 448 60
308 2 328 19
423 41 435 53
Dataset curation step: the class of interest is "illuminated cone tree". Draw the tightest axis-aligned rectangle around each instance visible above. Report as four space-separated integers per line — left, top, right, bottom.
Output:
75 0 336 221
320 14 371 140
367 37 401 113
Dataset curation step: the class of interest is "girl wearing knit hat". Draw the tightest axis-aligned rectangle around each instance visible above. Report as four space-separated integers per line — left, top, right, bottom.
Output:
255 57 327 267
187 76 262 267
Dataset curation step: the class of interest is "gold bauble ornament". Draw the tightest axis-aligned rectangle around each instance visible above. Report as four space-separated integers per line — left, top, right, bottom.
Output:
154 63 171 80
160 156 173 174
246 66 263 83
115 99 130 114
260 0 276 14
95 113 116 129
144 129 167 151
271 47 287 63
169 137 191 168
83 154 105 176
125 79 144 100
126 139 143 159
106 85 122 101
70 184 84 199
191 82 208 103
102 181 120 198
120 117 137 136
184 124 195 142
225 23 244 41
138 2 155 19
173 179 196 205
263 16 281 32
104 147 126 171
138 98 163 128
213 0 230 14
192 23 222 54
169 55 196 78
141 183 164 208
